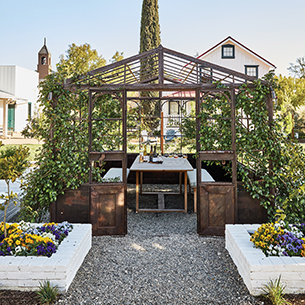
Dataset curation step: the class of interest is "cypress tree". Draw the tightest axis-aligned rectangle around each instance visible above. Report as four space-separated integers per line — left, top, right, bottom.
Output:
139 0 161 135
140 0 161 54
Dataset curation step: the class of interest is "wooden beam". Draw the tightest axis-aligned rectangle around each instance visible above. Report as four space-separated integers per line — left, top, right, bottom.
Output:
68 83 256 92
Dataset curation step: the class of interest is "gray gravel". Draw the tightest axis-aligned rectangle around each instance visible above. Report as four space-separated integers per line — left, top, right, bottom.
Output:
55 184 262 305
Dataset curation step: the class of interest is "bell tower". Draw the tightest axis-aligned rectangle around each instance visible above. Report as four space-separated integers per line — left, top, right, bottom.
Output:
37 38 51 82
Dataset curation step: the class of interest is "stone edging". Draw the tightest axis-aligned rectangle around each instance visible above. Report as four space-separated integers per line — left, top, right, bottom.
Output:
226 224 305 296
0 223 92 292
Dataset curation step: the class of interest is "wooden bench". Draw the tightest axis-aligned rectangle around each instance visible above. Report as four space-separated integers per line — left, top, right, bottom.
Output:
103 168 130 182
187 169 215 213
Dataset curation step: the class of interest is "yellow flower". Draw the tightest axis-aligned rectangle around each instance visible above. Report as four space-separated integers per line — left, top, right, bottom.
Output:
15 240 21 245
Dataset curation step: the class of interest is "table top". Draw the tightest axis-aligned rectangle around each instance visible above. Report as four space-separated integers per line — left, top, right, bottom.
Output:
130 155 194 172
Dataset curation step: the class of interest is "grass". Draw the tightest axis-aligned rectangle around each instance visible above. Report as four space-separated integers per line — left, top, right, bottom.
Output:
0 144 42 161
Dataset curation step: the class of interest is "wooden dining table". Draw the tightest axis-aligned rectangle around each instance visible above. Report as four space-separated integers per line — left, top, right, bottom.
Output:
130 155 194 213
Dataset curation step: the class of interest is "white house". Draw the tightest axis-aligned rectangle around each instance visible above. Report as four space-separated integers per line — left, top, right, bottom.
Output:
162 36 276 131
197 36 276 78
0 66 39 138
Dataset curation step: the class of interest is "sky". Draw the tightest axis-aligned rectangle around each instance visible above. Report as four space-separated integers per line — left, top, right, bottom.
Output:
1 0 305 77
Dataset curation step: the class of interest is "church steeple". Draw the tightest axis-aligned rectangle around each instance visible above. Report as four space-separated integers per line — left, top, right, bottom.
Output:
37 38 51 81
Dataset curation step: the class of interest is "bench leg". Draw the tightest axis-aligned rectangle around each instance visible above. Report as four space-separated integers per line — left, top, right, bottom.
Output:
194 188 197 213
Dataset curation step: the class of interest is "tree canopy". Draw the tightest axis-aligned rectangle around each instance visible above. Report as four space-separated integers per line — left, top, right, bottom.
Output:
57 43 107 77
275 75 305 109
288 57 305 79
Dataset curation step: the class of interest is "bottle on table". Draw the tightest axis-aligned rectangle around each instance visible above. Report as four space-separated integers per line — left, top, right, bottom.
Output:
143 145 148 162
149 145 153 163
153 145 158 163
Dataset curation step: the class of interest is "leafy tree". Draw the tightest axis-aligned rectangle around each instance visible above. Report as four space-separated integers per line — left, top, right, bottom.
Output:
140 0 161 135
111 51 124 63
288 57 305 79
275 75 305 108
0 146 29 237
57 43 107 77
275 75 305 135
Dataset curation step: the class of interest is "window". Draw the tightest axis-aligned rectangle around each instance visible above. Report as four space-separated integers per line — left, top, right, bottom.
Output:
41 57 46 65
221 44 235 58
245 65 258 78
199 65 213 83
168 101 180 115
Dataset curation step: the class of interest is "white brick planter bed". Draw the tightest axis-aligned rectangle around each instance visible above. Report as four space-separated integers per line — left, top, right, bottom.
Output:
0 223 91 292
226 224 305 296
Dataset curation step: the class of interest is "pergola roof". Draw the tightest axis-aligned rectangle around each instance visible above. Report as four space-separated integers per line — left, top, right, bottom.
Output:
65 45 265 91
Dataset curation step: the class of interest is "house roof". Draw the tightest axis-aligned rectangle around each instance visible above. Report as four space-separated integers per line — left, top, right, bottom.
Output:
197 36 276 69
0 90 28 101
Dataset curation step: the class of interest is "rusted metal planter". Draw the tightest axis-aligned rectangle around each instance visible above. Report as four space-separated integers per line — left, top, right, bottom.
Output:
51 181 267 236
51 183 126 236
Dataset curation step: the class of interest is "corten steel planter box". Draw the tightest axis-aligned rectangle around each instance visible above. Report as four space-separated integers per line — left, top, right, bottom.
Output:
51 185 90 224
226 224 305 295
236 182 268 224
52 182 268 236
51 155 267 236
51 184 126 236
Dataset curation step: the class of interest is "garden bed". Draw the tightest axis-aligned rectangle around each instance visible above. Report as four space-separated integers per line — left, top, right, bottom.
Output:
226 224 305 296
0 223 91 292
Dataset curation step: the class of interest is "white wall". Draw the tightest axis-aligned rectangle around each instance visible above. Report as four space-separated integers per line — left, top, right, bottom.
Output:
201 42 271 78
14 66 38 104
15 102 29 132
0 66 15 95
0 66 38 133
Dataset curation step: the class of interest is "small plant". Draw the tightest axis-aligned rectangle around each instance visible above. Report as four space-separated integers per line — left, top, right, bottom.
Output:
36 280 59 305
0 145 29 237
261 275 291 305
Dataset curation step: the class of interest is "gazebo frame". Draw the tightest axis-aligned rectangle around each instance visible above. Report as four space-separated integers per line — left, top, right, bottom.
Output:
60 45 273 236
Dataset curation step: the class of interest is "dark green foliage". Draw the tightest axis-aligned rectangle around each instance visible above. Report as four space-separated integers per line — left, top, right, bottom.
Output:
180 75 305 223
140 0 161 135
140 0 161 54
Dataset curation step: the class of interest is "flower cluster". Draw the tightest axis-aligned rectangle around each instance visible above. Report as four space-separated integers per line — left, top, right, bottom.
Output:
250 220 305 257
0 221 73 257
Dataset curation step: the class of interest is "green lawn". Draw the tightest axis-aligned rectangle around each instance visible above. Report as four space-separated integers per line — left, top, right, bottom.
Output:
0 144 42 161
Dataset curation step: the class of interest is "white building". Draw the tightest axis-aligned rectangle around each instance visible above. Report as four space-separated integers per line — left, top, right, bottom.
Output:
0 66 39 138
197 36 276 78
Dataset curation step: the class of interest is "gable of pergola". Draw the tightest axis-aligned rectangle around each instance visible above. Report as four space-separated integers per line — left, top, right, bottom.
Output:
64 45 264 91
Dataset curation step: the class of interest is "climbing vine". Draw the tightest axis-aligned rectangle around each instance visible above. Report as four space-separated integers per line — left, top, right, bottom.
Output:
20 72 122 221
182 75 305 223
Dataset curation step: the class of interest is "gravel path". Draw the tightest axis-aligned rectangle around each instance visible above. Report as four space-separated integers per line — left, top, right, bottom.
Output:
55 210 262 304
